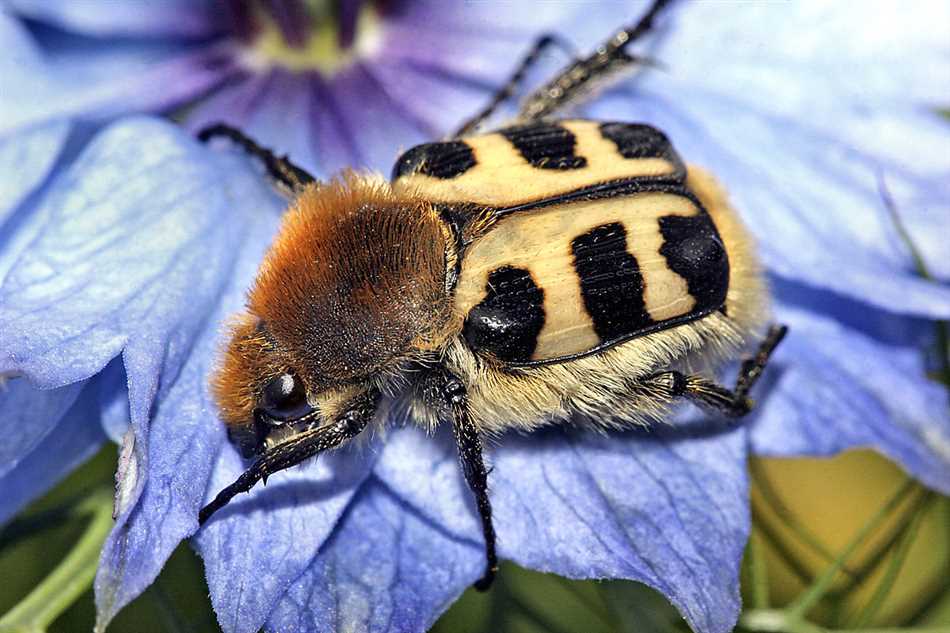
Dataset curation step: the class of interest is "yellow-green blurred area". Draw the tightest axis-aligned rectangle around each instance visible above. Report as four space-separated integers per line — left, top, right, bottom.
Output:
1 446 948 633
749 453 949 627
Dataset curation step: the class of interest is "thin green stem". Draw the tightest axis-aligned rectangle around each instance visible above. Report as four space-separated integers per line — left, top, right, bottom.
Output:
786 479 916 619
744 531 771 609
847 491 933 628
750 459 854 575
908 498 950 625
505 590 578 633
149 578 193 633
878 174 950 383
835 628 950 633
827 487 929 599
751 498 815 585
0 490 113 633
743 609 950 633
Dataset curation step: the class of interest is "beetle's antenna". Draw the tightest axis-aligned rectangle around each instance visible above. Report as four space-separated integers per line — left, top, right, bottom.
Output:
199 391 377 525
518 0 675 122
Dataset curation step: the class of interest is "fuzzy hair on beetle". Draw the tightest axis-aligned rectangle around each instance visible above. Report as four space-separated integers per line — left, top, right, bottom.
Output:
197 0 787 591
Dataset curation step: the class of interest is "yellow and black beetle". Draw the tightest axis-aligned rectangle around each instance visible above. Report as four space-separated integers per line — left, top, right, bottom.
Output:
198 0 787 590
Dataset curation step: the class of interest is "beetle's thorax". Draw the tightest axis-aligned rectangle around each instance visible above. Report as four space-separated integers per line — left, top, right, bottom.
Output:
249 172 452 391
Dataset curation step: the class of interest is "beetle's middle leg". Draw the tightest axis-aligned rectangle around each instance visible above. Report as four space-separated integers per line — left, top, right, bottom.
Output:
423 368 499 590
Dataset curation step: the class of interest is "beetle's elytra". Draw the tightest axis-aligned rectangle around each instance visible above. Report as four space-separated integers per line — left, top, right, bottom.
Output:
198 0 787 591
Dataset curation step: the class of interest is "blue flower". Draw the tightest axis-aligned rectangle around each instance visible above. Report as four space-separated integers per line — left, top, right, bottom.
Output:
1 3 948 633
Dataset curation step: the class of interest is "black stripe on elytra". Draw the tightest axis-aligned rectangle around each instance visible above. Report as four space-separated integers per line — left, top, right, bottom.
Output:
599 122 685 175
463 266 545 362
391 141 476 180
500 122 587 170
571 222 654 342
658 214 730 313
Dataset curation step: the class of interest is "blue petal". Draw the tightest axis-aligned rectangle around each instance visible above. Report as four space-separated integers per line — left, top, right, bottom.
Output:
583 2 950 318
195 446 376 633
0 122 71 226
6 0 225 38
376 424 749 633
96 357 132 443
752 299 950 494
1 42 236 137
0 377 82 479
0 15 71 217
72 118 286 629
265 478 482 633
0 115 286 627
0 376 106 526
0 117 264 387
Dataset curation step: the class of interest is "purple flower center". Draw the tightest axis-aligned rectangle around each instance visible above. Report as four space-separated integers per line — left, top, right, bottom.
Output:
226 0 389 74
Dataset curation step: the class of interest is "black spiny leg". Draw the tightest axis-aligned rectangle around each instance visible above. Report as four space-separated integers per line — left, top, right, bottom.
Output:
426 369 498 590
518 0 673 122
197 123 317 194
198 389 378 525
646 324 788 417
452 33 577 138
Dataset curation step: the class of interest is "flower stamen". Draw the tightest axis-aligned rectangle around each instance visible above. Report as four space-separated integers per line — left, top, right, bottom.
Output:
238 0 382 75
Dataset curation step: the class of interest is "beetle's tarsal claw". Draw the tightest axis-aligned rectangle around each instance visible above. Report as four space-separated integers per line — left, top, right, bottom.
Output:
473 564 498 592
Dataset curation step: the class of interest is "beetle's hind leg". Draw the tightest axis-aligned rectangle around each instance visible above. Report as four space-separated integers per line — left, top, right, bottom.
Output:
452 33 577 138
518 0 672 122
644 324 788 418
197 123 317 195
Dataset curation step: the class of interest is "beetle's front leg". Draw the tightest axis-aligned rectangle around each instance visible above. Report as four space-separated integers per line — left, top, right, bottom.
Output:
199 388 378 525
424 368 499 590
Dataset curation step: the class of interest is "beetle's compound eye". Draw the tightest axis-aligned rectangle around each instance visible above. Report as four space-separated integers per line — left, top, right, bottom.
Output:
260 372 312 422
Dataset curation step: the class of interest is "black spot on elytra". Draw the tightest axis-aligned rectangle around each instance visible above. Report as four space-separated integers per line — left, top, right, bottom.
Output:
463 266 545 362
391 141 476 180
658 214 729 312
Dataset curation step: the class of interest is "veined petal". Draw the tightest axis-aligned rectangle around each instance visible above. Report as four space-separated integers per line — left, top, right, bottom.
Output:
65 118 287 630
657 1 950 120
266 478 482 633
6 0 225 39
376 424 749 633
0 117 259 388
195 446 376 633
0 14 72 225
0 376 106 526
753 299 950 495
0 121 71 227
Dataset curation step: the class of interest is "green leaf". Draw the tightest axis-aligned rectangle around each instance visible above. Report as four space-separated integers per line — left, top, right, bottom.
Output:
0 490 113 633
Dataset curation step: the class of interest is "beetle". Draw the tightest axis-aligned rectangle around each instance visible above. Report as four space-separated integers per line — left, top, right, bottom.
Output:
197 0 787 590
